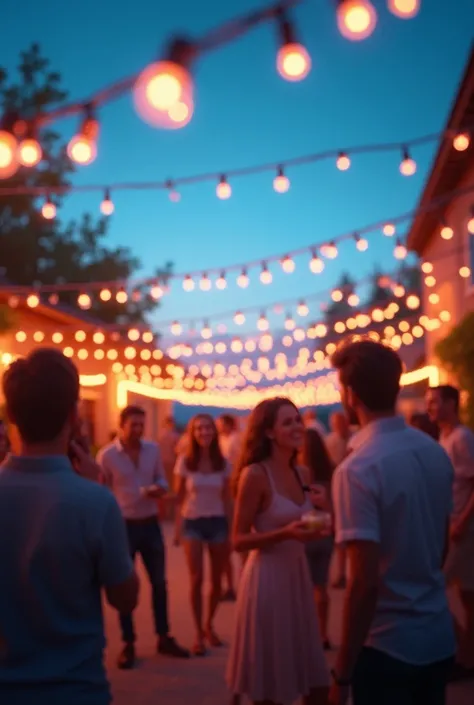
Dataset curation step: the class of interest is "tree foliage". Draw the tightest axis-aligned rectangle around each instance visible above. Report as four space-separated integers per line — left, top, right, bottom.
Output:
435 312 474 430
0 44 171 325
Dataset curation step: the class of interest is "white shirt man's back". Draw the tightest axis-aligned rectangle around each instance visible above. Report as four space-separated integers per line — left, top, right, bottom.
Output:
333 416 455 664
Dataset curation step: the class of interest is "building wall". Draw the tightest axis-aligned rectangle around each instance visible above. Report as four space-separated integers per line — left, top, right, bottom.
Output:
422 161 474 378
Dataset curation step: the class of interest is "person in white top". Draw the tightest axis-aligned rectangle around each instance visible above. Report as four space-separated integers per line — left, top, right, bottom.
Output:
97 405 189 669
174 414 232 656
329 340 455 705
303 409 327 437
217 414 241 601
427 384 474 679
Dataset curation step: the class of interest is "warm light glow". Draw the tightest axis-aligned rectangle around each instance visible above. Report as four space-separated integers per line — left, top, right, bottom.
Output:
421 261 433 274
133 60 194 129
237 270 249 288
321 242 338 259
234 311 245 325
15 331 27 343
440 224 454 240
26 293 40 308
406 294 420 310
116 289 128 304
100 288 112 302
468 214 474 235
79 373 107 387
18 138 42 167
399 150 417 176
297 301 309 317
337 0 377 41
331 288 343 303
355 236 368 251
41 198 56 220
93 331 105 344
281 256 295 273
199 274 212 292
260 266 273 284
77 293 92 310
309 254 324 273
100 192 114 216
257 314 269 332
336 152 351 171
273 168 290 193
33 331 45 342
424 275 436 288
215 273 227 290
216 177 231 200
393 240 407 260
67 132 97 166
183 275 195 292
388 0 420 19
171 321 182 336
348 293 359 307
383 223 396 236
453 132 470 152
459 266 471 278
277 42 311 82
0 130 19 179
52 332 64 344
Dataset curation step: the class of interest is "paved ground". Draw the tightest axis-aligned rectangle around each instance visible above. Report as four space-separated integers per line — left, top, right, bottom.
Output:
104 523 474 704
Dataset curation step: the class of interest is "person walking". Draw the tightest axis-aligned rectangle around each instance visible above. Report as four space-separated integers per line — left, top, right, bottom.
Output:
174 414 232 655
226 397 329 705
329 340 455 705
0 349 138 705
97 405 189 669
427 384 474 680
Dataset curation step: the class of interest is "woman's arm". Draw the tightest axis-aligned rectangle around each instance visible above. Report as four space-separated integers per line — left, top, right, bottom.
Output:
232 465 291 552
173 471 187 545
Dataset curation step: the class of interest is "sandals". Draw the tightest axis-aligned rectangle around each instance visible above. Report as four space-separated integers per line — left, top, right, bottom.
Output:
206 628 224 647
192 640 207 657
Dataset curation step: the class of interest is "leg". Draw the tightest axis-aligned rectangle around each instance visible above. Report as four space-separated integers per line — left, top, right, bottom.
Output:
352 647 415 705
117 522 139 669
331 545 346 588
313 585 330 646
222 544 237 601
183 538 205 653
457 589 474 667
413 657 453 705
207 541 228 643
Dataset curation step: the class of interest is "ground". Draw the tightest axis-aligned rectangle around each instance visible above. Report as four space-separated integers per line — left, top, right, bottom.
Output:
104 523 474 705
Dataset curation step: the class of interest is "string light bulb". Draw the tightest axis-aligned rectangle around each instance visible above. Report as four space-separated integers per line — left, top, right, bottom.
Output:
216 175 231 200
393 239 408 259
354 234 368 251
116 288 128 304
237 269 249 288
459 266 471 279
171 321 182 336
183 275 195 292
41 195 56 220
18 133 42 168
234 311 246 325
276 13 311 82
321 241 338 259
77 293 92 310
297 301 309 316
336 152 351 171
467 206 474 235
199 273 212 291
453 132 470 152
260 263 273 284
100 188 114 216
273 166 290 193
133 39 195 129
67 107 99 165
440 220 454 240
336 0 377 41
257 313 269 332
201 321 212 339
285 314 296 330
26 293 40 308
99 288 112 302
421 261 433 274
309 251 324 273
331 288 343 302
281 255 295 273
216 272 227 290
0 128 19 179
348 293 360 307
399 148 417 176
387 0 420 19
383 223 396 236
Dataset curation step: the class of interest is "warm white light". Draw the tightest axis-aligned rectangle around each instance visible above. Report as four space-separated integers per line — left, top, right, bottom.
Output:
260 266 273 284
133 60 194 130
100 190 114 216
183 275 195 292
216 273 227 290
276 42 311 82
273 168 290 193
440 224 453 240
216 176 231 200
388 0 420 20
355 236 368 251
199 274 212 291
459 266 471 279
41 198 56 220
18 138 42 167
297 301 309 316
281 256 295 273
400 149 417 176
336 152 351 171
77 293 92 310
453 132 470 152
171 321 182 336
383 223 396 236
234 311 245 325
337 0 378 41
257 314 269 332
421 261 433 274
237 270 249 288
0 130 19 179
309 253 324 273
393 240 407 260
26 293 40 308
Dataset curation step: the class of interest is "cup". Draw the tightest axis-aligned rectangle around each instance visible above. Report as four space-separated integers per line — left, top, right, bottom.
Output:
301 510 331 530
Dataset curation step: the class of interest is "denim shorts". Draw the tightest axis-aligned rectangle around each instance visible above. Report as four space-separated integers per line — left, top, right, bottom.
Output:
182 516 229 544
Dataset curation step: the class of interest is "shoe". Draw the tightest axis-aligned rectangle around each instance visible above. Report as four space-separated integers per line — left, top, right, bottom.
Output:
221 588 237 602
206 628 224 647
117 643 136 670
448 662 474 681
158 635 190 658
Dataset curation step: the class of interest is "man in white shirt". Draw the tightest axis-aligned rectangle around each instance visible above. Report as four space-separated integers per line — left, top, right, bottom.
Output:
97 405 189 669
302 409 327 437
427 385 474 679
329 340 455 705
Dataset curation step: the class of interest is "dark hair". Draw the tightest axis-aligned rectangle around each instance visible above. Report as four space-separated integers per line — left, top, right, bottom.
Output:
331 339 403 412
232 397 299 497
219 414 237 431
3 348 79 444
432 385 460 412
119 405 145 427
301 428 334 483
185 414 226 473
409 413 439 441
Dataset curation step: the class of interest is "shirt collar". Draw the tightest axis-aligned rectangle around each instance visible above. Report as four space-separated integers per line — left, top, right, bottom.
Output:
114 438 143 453
348 415 406 453
3 454 73 474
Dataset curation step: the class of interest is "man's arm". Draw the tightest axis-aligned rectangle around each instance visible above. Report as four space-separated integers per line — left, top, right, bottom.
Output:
96 448 112 488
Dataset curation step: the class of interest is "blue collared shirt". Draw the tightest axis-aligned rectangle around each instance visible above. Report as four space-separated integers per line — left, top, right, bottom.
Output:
333 416 456 665
0 455 133 705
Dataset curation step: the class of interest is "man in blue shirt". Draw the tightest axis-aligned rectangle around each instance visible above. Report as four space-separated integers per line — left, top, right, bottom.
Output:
0 348 138 705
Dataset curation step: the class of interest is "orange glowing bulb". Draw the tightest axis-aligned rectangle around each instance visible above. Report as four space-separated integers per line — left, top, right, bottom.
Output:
100 191 114 216
0 130 19 179
216 177 231 200
199 275 212 292
183 275 195 292
309 254 324 273
260 267 273 284
453 132 470 152
116 289 128 304
393 240 407 259
277 42 311 82
26 293 40 308
99 288 112 302
399 150 417 176
77 293 92 310
67 134 97 166
459 266 471 279
234 311 246 325
41 199 56 220
387 0 420 19
336 152 351 171
468 213 474 235
355 236 368 251
281 256 295 273
440 224 453 240
237 271 249 288
383 223 396 236
273 168 290 193
216 273 227 290
18 138 42 167
337 0 377 41
257 315 269 332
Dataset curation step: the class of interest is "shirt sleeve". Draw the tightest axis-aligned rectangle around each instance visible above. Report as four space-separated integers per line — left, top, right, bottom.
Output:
96 448 112 488
96 494 134 587
332 462 380 545
153 445 169 490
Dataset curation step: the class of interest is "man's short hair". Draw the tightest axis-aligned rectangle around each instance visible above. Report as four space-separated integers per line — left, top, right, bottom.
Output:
331 339 403 412
119 405 145 427
3 348 79 444
432 384 460 412
219 414 236 430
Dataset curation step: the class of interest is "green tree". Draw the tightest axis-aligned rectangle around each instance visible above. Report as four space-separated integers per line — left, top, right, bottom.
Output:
0 44 170 325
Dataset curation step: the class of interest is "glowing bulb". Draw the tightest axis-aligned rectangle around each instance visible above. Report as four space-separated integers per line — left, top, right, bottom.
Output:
277 42 311 82
237 270 249 288
0 130 19 179
383 223 396 236
93 332 105 344
199 274 212 291
171 321 182 336
26 293 40 308
440 223 453 240
337 0 377 41
41 197 56 220
133 57 194 129
387 0 420 19
348 293 359 307
421 261 433 274
100 288 112 301
331 289 343 302
260 265 273 284
355 235 368 251
281 255 295 273
321 242 338 259
468 210 474 235
216 176 231 200
453 132 470 152
234 311 245 325
100 189 114 216
336 152 351 171
309 253 324 273
393 240 407 260
201 323 212 340
150 284 163 300
399 149 417 176
297 301 309 316
183 275 195 292
257 314 269 332
406 295 420 310
285 315 296 330
18 137 42 167
116 288 128 304
77 293 92 310
216 272 227 290
459 266 471 279
67 115 99 165
273 167 290 193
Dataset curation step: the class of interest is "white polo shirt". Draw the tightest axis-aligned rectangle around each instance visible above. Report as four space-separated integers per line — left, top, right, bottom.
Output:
440 425 474 532
97 439 168 520
333 416 455 665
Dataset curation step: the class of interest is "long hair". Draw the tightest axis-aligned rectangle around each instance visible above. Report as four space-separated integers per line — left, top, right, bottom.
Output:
184 413 226 472
231 397 299 497
301 428 334 484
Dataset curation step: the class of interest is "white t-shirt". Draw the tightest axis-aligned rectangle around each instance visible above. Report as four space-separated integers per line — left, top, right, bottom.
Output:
174 455 231 519
219 431 241 468
440 425 474 530
333 416 455 665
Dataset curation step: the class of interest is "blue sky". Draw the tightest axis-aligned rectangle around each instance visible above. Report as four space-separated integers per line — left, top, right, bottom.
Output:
2 0 474 343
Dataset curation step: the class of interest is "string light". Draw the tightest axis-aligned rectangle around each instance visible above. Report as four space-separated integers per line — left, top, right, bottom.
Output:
421 261 433 274
285 314 296 330
459 266 471 279
199 273 212 291
17 132 42 168
383 223 396 236
77 293 92 310
275 12 311 82
467 206 474 235
216 272 227 290
336 152 351 171
297 301 309 316
281 255 295 273
393 239 407 260
216 175 232 200
387 0 421 19
321 241 338 259
116 288 128 304
354 234 369 251
273 166 290 193
399 147 417 176
41 195 56 220
100 288 112 302
331 288 343 303
26 293 40 308
183 275 195 292
170 321 182 336
201 321 212 339
310 251 324 274
0 128 18 179
100 188 114 216
257 313 269 332
67 107 99 165
260 264 273 284
336 0 377 41
234 311 246 325
453 132 470 152
440 221 454 240
237 269 249 288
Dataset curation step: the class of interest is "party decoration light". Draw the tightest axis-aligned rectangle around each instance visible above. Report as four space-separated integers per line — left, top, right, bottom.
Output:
440 221 454 240
216 272 227 290
116 288 128 304
67 107 99 165
354 234 369 251
257 313 269 332
199 274 212 291
77 293 92 310
100 188 114 216
216 175 232 200
281 255 295 273
26 293 40 308
0 128 19 179
467 206 474 234
453 132 470 152
459 266 471 279
393 239 407 259
336 0 377 41
276 12 311 82
183 275 195 292
41 195 56 220
310 252 324 273
260 264 273 284
273 166 290 193
237 269 249 288
387 0 420 19
234 311 246 325
399 147 417 176
17 133 42 168
336 152 351 171
383 223 396 236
